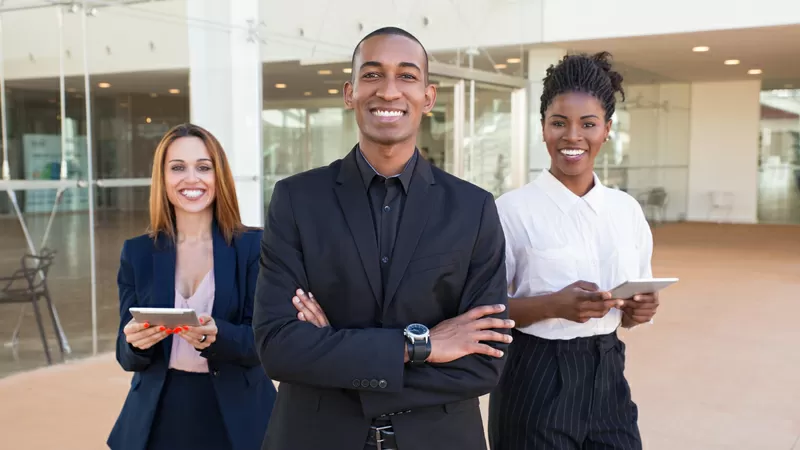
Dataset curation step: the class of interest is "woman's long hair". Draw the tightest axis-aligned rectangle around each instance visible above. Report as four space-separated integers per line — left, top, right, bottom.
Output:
148 123 244 244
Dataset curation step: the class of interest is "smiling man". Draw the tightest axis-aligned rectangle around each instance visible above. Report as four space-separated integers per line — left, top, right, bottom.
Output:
252 27 514 450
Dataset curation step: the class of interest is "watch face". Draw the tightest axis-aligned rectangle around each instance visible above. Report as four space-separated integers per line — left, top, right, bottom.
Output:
407 323 429 337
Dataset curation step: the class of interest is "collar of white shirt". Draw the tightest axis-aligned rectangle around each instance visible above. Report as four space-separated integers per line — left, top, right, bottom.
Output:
536 169 605 215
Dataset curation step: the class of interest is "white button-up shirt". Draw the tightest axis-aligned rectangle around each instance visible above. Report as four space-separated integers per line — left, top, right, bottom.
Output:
496 170 653 340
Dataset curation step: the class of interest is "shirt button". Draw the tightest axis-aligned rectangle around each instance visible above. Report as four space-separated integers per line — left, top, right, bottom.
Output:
383 205 391 212
381 256 389 264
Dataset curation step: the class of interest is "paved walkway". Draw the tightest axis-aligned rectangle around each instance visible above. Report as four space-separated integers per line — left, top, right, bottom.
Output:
2 223 799 449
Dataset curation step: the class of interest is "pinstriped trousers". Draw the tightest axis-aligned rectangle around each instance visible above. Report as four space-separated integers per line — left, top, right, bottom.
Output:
488 330 642 450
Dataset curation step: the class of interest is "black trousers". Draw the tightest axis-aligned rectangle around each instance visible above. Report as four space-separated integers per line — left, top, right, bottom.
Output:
488 330 641 450
147 370 233 450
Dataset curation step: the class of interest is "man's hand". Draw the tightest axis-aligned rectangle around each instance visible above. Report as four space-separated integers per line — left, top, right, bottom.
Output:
553 281 624 323
426 304 514 364
621 292 659 327
293 289 330 328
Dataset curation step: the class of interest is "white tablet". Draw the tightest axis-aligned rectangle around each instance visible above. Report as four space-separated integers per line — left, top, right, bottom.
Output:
608 278 679 300
129 307 201 328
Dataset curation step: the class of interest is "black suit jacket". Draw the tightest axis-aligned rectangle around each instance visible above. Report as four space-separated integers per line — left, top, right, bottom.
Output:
253 148 509 450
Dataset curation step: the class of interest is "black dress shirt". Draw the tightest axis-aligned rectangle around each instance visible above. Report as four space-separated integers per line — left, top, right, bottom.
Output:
355 146 418 291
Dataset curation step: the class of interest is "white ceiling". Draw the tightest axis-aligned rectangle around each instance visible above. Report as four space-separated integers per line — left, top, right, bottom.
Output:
6 24 800 102
550 24 800 90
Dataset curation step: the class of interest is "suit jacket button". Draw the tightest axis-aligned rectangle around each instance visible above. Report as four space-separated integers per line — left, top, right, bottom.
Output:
378 379 387 389
212 370 219 377
352 379 361 388
361 379 370 388
370 379 379 388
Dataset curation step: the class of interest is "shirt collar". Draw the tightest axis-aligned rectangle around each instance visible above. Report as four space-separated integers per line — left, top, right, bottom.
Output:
535 169 605 215
355 146 417 193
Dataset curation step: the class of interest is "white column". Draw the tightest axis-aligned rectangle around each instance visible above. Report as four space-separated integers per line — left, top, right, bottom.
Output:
527 47 566 180
687 80 761 223
187 0 263 227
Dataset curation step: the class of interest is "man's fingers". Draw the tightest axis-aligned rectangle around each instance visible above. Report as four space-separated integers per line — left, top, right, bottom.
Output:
462 304 506 321
469 343 505 359
471 317 515 330
473 330 513 344
301 292 329 326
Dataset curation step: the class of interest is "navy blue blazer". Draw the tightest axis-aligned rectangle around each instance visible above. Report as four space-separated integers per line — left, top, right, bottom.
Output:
107 225 276 450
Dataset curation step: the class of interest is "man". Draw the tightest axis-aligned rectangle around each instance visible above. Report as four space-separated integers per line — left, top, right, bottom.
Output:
253 27 514 450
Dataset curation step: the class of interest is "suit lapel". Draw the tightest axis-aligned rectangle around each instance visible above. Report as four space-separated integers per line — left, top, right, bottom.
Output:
211 223 236 319
152 234 176 362
334 148 382 306
383 157 437 309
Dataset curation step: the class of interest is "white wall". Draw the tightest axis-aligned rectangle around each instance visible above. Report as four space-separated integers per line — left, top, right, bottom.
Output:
687 80 761 223
4 0 800 79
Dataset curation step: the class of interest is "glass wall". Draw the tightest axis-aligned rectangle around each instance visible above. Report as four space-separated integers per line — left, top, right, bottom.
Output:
601 83 692 223
0 1 192 377
0 0 529 377
757 89 800 225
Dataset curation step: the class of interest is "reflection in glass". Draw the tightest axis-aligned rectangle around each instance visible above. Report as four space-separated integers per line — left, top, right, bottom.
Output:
757 89 800 224
262 106 358 208
464 83 514 197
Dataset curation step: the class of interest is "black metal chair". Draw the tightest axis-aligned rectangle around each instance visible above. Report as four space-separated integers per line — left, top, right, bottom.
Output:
0 248 63 365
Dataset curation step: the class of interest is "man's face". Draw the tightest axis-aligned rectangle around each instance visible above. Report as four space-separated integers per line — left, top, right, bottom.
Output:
344 34 436 147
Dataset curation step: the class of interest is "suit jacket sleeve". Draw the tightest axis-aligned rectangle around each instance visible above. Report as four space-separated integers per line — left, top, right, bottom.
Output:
199 234 262 368
252 180 407 392
359 192 510 418
115 240 156 372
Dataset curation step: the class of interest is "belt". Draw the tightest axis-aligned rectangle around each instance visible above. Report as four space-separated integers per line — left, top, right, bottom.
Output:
365 417 397 450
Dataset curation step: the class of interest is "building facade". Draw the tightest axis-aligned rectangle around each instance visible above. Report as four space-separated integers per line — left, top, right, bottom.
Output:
0 0 798 370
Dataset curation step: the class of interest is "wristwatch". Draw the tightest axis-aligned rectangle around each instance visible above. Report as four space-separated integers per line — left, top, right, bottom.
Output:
404 323 431 365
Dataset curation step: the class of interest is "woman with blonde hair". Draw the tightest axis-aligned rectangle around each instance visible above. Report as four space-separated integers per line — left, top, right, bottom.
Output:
107 123 276 450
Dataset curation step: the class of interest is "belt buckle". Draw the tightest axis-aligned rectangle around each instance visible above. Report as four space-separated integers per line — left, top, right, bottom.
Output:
374 424 392 450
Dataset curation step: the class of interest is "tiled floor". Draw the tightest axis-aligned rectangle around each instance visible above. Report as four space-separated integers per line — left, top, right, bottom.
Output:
1 221 799 449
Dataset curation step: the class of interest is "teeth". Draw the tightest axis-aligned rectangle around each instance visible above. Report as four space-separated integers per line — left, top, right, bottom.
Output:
560 149 585 157
373 110 403 117
181 189 204 199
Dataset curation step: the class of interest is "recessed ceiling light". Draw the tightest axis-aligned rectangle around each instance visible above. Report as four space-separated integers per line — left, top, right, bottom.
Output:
275 83 287 89
748 69 762 75
168 88 181 94
150 93 158 98
506 58 521 64
342 68 352 74
98 82 111 88
304 91 312 96
318 69 332 75
692 46 709 52
145 117 152 124
66 88 76 93
785 84 794 88
328 89 339 94
724 59 740 65
494 63 507 69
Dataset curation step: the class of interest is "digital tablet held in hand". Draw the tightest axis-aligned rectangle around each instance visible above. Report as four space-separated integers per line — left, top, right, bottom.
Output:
129 307 201 328
608 278 679 300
